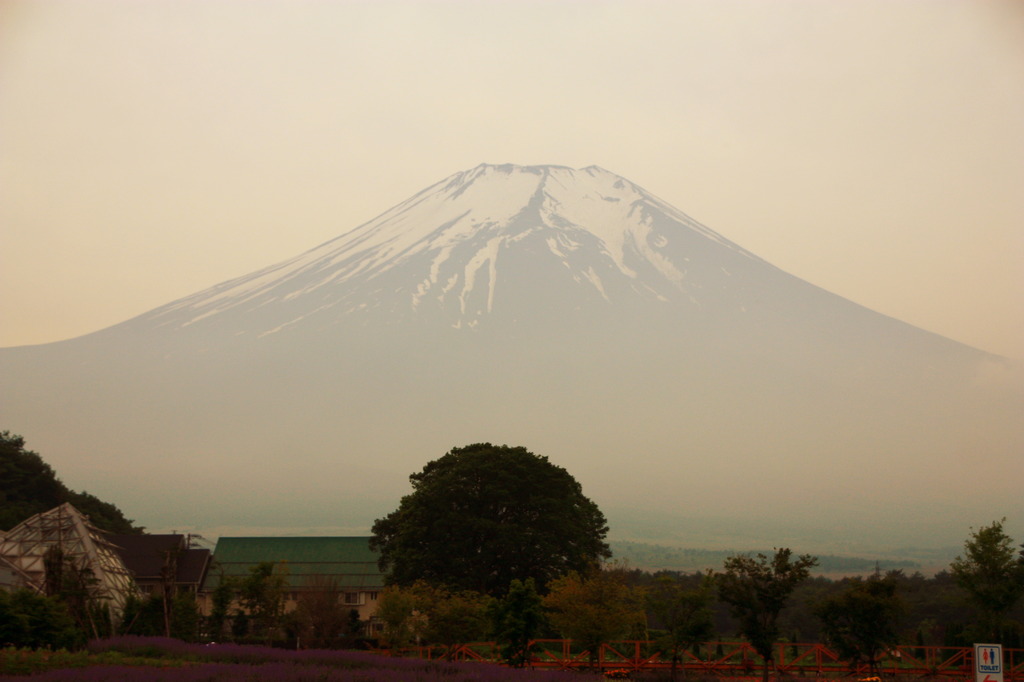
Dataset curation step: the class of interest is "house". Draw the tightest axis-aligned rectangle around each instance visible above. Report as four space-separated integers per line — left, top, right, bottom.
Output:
109 533 211 599
199 536 386 632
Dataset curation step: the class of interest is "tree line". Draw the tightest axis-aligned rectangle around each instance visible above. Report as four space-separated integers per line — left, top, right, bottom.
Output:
0 431 142 534
366 444 1024 678
370 529 1022 681
3 438 1022 663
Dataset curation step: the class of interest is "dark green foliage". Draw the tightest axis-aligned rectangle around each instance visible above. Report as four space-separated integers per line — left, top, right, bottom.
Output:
0 588 83 649
884 570 970 645
371 443 610 595
208 572 236 640
543 566 646 668
372 581 491 655
290 577 350 649
490 578 546 667
374 585 422 648
346 609 363 641
0 431 64 530
717 548 817 682
121 593 200 641
0 430 142 533
231 610 250 639
120 594 165 638
67 490 142 535
613 541 920 574
237 561 287 643
814 574 903 675
646 572 715 679
776 574 835 643
169 593 200 641
415 584 492 659
950 519 1024 643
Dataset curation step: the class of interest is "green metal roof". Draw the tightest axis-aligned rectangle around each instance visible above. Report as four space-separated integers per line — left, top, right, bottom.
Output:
204 536 384 591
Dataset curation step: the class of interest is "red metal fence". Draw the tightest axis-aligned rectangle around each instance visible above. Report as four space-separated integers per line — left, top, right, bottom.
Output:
390 640 1024 680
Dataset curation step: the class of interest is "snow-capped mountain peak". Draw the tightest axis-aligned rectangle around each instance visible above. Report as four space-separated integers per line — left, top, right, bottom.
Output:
144 164 775 336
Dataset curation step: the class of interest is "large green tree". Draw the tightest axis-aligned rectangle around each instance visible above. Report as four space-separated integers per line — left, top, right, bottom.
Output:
950 519 1024 643
717 548 818 682
371 443 610 595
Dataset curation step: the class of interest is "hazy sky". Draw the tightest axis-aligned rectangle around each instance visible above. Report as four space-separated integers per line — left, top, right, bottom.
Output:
2 0 1022 358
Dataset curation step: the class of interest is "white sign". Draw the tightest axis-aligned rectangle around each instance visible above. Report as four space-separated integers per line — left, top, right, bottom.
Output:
975 643 1003 682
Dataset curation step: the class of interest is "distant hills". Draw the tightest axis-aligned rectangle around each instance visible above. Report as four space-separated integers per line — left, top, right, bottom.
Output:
607 540 951 578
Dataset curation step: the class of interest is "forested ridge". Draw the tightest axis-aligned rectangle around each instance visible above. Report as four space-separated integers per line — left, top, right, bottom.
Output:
611 541 925 575
622 565 1024 648
0 431 142 534
3 434 1022 655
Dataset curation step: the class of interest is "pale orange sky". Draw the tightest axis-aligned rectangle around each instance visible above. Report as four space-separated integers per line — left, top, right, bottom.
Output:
2 0 1022 357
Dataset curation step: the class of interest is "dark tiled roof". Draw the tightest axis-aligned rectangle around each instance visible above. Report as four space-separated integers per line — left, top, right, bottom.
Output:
204 537 383 591
110 534 210 585
110 534 182 579
177 548 211 585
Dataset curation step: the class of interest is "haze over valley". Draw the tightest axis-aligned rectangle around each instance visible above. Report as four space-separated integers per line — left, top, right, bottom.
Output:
2 164 1019 556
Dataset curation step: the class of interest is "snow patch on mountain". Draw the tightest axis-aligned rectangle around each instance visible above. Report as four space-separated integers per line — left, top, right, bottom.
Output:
142 164 779 334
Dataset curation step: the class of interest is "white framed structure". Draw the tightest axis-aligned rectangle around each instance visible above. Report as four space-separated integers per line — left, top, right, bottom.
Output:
0 503 138 616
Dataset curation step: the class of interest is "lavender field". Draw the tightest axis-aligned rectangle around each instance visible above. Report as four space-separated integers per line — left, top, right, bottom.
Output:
0 637 602 681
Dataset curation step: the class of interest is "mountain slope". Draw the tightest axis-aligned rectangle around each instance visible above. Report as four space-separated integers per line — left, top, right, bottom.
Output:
1 164 1019 550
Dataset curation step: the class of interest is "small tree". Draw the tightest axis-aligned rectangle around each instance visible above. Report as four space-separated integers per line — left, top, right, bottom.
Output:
293 576 348 649
375 584 425 648
717 549 817 682
416 583 492 659
646 571 716 680
814 574 903 676
950 519 1024 643
207 572 236 641
345 608 364 644
169 592 200 641
491 578 546 667
237 561 287 644
374 581 489 656
544 566 645 669
0 588 82 649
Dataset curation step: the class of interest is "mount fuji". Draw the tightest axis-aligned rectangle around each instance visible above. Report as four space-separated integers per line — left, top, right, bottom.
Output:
2 164 1019 550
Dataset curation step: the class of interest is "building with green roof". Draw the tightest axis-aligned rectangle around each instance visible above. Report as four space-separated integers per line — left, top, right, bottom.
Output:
200 536 386 630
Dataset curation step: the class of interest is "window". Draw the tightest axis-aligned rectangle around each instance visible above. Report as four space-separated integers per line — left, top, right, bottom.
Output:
344 592 360 605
